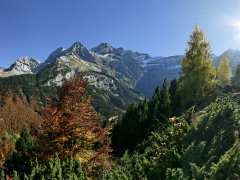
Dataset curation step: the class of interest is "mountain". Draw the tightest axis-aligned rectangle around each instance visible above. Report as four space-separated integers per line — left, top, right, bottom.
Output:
136 55 183 96
0 57 40 77
92 42 150 87
0 42 150 119
38 42 149 118
2 43 240 117
216 49 240 74
136 50 240 96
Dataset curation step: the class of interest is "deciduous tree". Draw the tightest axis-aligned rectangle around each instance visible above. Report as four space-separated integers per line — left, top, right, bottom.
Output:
181 26 216 108
217 56 232 86
39 77 111 175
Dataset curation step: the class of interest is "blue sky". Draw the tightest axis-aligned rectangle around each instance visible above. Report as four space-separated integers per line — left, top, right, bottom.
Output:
1 0 240 67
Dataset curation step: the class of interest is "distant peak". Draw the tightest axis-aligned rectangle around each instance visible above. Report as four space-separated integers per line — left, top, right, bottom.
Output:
66 41 89 53
65 41 95 62
16 56 40 63
92 42 114 54
46 47 65 63
224 49 240 53
99 42 113 48
70 41 85 49
7 56 40 73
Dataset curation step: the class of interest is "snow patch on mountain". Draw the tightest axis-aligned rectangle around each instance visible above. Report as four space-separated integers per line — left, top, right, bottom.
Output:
83 74 117 91
0 57 40 77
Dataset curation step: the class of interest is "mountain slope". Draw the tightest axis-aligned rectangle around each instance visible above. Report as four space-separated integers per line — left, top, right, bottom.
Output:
0 42 147 119
2 44 240 109
0 57 40 77
216 49 240 74
136 56 183 96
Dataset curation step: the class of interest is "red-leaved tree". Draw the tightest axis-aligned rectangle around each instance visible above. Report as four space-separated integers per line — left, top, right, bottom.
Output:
39 77 111 175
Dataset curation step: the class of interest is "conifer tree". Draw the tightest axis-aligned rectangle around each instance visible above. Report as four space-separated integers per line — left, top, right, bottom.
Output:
0 170 5 180
5 128 34 177
159 79 171 120
15 128 34 152
233 64 240 87
181 26 216 107
148 86 161 121
217 56 232 86
169 79 182 115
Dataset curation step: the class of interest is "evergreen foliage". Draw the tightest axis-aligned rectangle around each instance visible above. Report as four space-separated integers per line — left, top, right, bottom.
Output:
217 56 232 86
1 26 240 180
169 79 182 115
12 155 87 180
112 80 174 155
180 26 216 108
5 128 35 178
233 64 240 88
110 97 240 179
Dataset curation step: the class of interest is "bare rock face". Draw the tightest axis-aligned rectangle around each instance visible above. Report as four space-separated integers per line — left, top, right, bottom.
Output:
0 57 40 77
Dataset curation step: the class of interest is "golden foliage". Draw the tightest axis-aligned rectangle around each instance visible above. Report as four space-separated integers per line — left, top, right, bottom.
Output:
39 77 112 176
0 96 41 134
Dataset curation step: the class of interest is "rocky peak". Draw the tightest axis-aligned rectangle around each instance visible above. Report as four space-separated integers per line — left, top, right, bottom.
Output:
7 57 40 73
46 47 65 64
92 43 114 55
65 41 95 62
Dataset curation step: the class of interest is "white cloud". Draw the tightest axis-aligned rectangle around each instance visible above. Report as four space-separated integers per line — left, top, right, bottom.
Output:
227 18 240 40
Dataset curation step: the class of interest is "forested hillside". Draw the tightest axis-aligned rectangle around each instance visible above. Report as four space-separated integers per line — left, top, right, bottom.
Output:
0 26 240 179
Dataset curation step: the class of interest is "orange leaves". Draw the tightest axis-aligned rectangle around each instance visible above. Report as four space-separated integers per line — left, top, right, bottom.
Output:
0 96 41 134
39 77 112 173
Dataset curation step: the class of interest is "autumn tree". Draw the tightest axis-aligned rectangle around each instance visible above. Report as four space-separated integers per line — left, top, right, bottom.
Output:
180 26 216 107
217 56 232 86
39 77 111 175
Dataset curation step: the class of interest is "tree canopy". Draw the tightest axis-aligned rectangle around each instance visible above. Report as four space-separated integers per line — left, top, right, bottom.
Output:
180 26 216 108
217 56 232 86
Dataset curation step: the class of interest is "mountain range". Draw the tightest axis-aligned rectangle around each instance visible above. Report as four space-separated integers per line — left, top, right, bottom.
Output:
1 42 240 118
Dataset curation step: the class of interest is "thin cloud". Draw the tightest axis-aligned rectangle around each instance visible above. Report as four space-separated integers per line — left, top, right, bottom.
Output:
226 18 240 40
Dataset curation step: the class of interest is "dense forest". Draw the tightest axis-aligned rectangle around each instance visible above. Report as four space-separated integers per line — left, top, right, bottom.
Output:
1 26 240 179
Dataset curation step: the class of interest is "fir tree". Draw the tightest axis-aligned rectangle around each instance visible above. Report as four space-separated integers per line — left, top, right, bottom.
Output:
0 170 5 180
181 25 216 108
159 79 171 120
169 79 182 115
233 64 240 87
15 128 34 152
217 56 232 86
5 128 34 178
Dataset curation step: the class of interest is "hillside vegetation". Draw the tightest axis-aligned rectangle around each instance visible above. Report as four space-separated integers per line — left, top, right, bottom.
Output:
0 26 240 179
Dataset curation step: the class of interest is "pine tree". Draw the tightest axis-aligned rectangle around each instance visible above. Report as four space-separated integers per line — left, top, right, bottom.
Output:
0 170 5 180
5 128 34 178
217 56 232 86
15 128 34 152
169 79 182 115
159 79 171 120
233 64 240 87
148 86 161 121
181 25 216 107
13 171 20 180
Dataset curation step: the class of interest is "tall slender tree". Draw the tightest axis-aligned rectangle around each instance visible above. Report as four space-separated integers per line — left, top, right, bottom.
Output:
181 26 216 107
217 56 232 86
169 79 182 115
159 79 171 120
233 64 240 87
